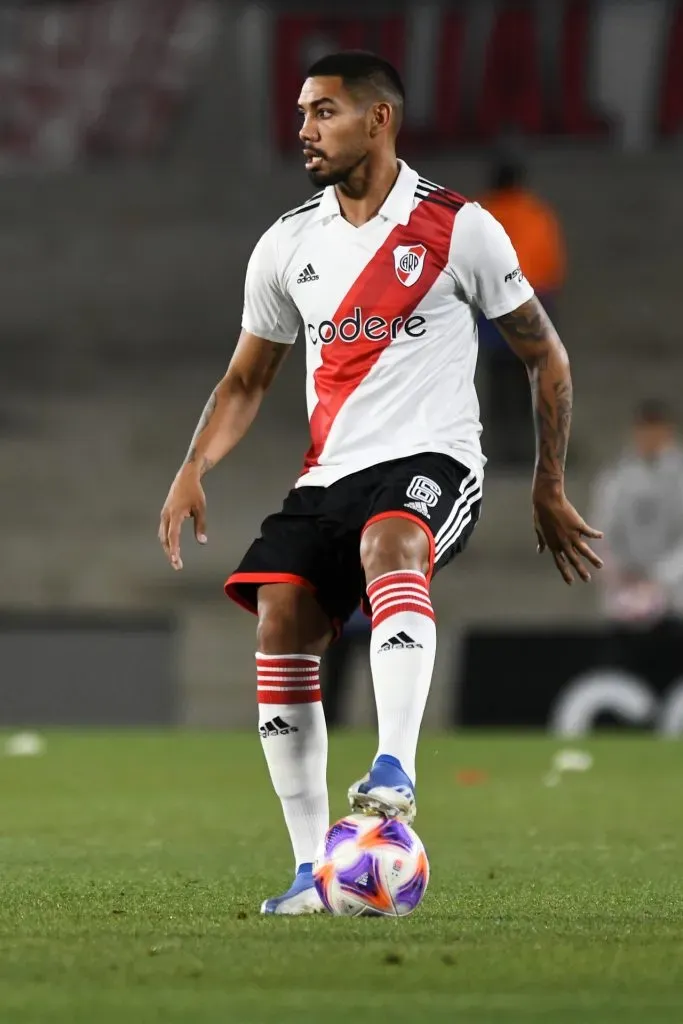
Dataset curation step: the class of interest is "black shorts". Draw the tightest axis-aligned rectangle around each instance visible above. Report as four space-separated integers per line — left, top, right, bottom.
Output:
225 452 482 629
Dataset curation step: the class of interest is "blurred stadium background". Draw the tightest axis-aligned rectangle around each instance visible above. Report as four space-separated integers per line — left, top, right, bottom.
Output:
1 0 682 733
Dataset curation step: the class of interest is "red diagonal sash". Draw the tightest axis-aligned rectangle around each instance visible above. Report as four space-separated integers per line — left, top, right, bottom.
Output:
303 200 459 473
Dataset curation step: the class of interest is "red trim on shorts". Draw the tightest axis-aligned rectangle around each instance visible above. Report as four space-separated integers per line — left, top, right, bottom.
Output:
224 572 343 643
359 511 436 617
224 572 316 614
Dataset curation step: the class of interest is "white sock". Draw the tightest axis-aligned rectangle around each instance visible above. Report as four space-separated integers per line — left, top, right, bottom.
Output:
256 653 328 872
366 570 437 784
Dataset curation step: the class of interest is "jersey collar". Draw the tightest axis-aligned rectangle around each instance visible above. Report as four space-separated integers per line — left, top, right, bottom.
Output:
315 160 418 226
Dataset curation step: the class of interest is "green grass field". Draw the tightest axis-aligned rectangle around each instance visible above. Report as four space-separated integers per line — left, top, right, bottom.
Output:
0 731 681 1024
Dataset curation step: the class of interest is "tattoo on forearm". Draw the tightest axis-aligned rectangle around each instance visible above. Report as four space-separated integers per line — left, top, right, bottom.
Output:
185 448 214 474
184 391 217 473
526 350 548 373
532 378 573 485
494 297 571 483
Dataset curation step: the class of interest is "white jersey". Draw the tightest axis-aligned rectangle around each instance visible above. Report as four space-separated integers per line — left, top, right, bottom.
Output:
241 160 533 488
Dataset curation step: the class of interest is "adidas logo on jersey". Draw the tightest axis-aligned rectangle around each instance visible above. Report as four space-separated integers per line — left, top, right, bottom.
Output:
259 716 299 738
378 632 424 653
404 499 430 518
297 263 319 284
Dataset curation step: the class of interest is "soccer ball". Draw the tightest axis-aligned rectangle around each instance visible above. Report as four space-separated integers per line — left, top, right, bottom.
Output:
313 813 429 917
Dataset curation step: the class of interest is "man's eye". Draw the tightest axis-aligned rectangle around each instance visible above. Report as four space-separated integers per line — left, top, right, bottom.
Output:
318 109 333 119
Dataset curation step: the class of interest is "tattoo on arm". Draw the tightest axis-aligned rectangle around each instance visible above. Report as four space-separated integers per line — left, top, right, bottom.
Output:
531 378 572 487
495 300 548 339
180 340 289 475
260 341 291 388
185 448 214 475
184 391 217 474
494 297 553 362
493 297 572 486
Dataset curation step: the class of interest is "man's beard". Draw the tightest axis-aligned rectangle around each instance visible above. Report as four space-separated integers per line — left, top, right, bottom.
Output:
306 164 347 188
306 152 367 189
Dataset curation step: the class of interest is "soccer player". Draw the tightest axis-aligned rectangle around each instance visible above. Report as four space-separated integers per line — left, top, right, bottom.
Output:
159 51 603 914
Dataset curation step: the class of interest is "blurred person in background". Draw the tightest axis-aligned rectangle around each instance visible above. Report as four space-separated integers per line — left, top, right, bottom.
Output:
591 400 683 660
478 157 566 466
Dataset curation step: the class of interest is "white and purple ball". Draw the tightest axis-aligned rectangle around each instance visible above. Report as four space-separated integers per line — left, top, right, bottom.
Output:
314 813 429 917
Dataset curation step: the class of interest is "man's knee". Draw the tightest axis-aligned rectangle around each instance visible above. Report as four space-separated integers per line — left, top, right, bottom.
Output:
360 518 431 585
256 583 332 655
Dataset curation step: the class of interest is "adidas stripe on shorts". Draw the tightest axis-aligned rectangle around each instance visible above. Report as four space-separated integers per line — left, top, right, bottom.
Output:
225 452 482 631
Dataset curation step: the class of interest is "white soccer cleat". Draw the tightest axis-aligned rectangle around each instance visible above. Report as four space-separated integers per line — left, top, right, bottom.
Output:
348 754 417 825
260 866 326 915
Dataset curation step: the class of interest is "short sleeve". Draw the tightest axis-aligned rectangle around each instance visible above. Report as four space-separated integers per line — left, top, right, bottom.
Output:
241 224 300 344
450 202 534 319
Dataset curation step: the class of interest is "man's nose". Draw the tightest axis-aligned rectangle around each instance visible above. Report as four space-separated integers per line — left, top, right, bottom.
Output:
299 115 319 143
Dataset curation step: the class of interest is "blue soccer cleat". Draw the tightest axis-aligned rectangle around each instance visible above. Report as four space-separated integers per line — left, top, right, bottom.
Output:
260 863 326 915
348 754 416 824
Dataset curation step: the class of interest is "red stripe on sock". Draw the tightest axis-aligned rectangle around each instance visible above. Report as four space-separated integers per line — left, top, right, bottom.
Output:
372 601 435 631
256 654 321 704
257 686 321 705
367 571 429 598
256 656 320 670
367 571 434 631
370 584 431 609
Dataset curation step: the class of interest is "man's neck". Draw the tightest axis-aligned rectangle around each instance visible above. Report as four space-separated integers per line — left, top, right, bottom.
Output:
335 155 400 228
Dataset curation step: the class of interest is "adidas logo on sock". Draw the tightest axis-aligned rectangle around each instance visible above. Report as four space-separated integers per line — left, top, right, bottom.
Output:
378 631 424 653
404 499 430 518
259 716 299 738
297 262 319 284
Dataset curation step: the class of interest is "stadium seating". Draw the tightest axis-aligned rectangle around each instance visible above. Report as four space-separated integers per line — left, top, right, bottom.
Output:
0 0 218 168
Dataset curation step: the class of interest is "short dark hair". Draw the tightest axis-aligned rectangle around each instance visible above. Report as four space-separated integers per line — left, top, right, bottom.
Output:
305 50 405 127
634 399 674 425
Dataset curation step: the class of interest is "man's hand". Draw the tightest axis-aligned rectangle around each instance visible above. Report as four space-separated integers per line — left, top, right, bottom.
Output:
533 487 603 584
158 466 207 571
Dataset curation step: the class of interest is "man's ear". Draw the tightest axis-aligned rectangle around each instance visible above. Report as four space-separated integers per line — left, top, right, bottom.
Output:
369 101 392 136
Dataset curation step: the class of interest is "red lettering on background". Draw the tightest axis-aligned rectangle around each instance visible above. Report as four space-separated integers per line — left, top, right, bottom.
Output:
272 7 612 151
435 13 466 142
558 0 607 136
474 5 543 138
659 1 683 136
375 16 405 76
